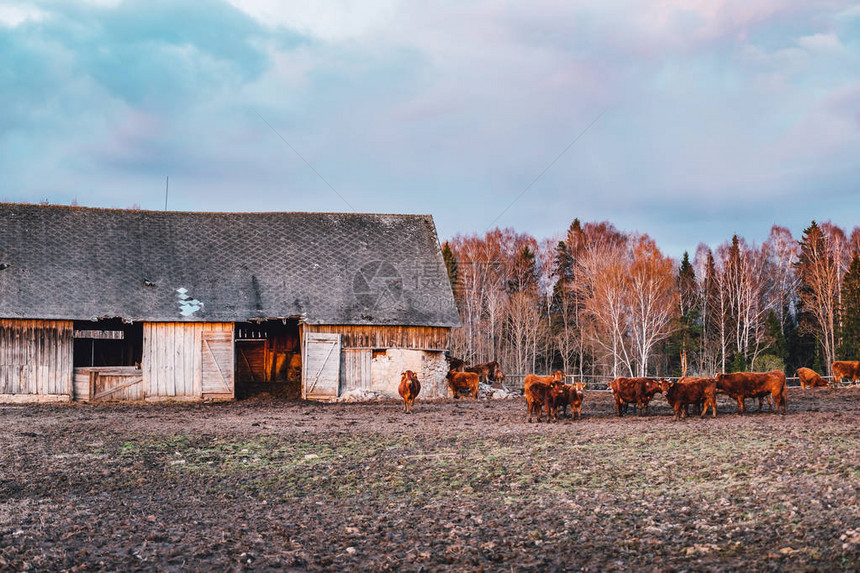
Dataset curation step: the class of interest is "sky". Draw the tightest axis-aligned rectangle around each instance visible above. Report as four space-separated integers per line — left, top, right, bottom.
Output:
2 0 859 257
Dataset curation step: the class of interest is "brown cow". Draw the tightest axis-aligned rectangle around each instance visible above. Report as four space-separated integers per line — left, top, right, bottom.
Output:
715 370 787 415
465 361 505 386
608 377 663 417
659 377 717 420
524 371 564 395
556 381 587 420
525 380 565 423
831 361 860 386
398 370 421 413
446 355 466 373
796 367 828 389
446 370 479 399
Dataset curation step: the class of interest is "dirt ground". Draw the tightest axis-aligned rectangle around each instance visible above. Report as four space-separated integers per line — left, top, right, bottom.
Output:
1 387 858 572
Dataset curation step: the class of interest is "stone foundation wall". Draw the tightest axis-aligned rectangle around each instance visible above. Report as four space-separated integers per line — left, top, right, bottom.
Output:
369 348 449 398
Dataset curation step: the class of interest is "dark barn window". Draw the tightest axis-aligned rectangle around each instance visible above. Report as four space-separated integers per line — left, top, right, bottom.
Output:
73 319 143 367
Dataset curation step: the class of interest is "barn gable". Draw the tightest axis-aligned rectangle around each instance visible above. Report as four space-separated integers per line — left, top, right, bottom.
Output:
0 204 460 327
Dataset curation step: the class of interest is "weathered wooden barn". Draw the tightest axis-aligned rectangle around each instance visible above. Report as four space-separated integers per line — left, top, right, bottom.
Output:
0 204 459 402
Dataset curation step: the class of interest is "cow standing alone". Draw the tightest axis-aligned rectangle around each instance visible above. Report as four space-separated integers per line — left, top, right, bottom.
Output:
796 367 828 389
831 361 860 386
398 370 421 413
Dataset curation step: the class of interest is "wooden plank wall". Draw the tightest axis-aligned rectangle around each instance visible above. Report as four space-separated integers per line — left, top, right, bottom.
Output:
0 319 73 396
144 323 202 398
303 332 341 399
201 327 234 397
341 348 372 392
306 325 450 351
73 367 144 401
235 341 266 382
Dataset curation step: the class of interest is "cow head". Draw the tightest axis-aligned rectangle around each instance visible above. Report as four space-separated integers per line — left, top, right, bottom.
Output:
658 378 675 393
552 370 565 383
548 381 565 397
650 378 667 394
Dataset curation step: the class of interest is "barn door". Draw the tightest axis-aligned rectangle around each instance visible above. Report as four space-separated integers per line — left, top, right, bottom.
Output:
202 330 234 398
89 368 145 401
341 348 372 392
303 333 341 400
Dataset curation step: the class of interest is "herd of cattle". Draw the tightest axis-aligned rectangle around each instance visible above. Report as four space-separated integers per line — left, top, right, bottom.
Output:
395 358 860 420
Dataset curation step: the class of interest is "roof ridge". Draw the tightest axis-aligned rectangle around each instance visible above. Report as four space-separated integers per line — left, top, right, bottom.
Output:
0 203 433 218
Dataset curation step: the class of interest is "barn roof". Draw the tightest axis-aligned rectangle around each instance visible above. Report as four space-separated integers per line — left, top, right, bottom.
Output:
0 204 460 327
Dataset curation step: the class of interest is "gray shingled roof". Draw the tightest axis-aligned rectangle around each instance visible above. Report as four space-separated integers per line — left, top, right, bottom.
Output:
0 204 460 326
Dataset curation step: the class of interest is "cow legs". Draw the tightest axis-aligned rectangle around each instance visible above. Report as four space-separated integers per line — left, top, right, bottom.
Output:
736 397 745 415
774 391 786 415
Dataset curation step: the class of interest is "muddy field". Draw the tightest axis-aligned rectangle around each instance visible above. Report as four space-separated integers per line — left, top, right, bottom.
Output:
1 388 858 572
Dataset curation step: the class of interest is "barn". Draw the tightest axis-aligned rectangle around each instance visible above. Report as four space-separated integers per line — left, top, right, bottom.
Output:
0 204 460 403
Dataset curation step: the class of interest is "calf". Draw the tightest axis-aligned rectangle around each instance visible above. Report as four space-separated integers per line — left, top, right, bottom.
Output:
465 361 506 386
796 367 828 389
557 381 586 420
831 361 860 386
660 377 717 420
608 377 663 417
715 370 787 415
525 380 565 423
398 370 421 413
446 370 480 399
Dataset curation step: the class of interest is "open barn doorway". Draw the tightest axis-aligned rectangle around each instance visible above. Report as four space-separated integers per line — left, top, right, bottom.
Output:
234 320 301 399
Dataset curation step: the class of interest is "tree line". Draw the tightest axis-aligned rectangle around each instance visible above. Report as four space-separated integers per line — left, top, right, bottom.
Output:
443 219 860 378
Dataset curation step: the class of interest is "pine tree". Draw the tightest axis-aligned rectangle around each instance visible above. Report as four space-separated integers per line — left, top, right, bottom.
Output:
669 252 701 375
838 252 860 359
508 246 538 294
441 241 461 308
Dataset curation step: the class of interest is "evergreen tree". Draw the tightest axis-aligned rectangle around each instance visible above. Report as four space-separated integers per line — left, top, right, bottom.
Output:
668 252 701 375
550 241 573 329
785 310 816 373
441 241 461 308
763 310 788 364
508 246 538 294
838 252 860 359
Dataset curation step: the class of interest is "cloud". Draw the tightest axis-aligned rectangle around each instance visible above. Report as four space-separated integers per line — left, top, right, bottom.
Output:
2 0 859 256
0 3 47 27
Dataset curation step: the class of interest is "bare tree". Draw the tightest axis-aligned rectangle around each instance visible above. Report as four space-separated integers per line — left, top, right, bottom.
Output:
797 222 843 375
627 235 679 377
763 225 799 330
